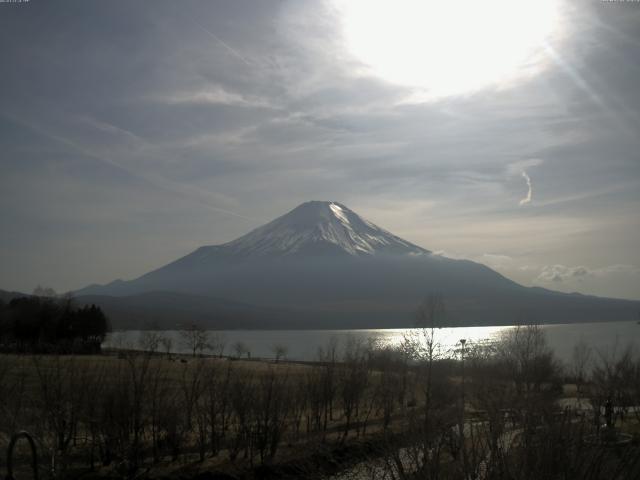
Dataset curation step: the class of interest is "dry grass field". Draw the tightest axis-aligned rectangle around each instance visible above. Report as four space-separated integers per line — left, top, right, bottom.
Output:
2 325 640 480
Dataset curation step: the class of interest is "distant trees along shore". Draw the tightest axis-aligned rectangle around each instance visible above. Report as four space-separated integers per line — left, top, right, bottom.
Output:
0 295 111 353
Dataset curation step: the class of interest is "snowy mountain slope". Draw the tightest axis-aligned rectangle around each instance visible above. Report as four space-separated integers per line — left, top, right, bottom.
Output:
204 201 428 258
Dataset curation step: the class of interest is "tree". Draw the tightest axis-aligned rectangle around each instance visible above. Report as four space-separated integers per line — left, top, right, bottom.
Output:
497 323 561 475
180 324 209 357
159 335 173 358
2 296 109 352
398 294 458 477
138 330 162 354
405 294 447 433
208 333 227 358
271 344 288 363
571 340 592 403
233 341 249 359
33 285 57 298
498 323 558 396
73 304 110 347
589 342 635 425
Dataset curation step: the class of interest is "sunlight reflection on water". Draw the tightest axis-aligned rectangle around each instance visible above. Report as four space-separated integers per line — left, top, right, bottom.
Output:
106 321 639 363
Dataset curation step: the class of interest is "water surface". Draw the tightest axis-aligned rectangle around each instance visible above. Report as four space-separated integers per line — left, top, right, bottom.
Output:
105 321 639 363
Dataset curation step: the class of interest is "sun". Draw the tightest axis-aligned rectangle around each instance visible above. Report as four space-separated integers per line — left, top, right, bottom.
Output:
335 0 561 98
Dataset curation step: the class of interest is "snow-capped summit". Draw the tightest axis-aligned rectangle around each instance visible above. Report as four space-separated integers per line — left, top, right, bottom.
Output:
218 201 429 258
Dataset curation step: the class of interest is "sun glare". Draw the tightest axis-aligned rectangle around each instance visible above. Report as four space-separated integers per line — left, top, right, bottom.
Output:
336 0 561 98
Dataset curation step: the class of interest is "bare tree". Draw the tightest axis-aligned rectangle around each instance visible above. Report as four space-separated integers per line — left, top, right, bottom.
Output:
404 294 446 447
208 332 227 358
180 324 209 357
146 357 172 463
33 285 58 297
138 330 162 353
317 336 339 425
571 339 592 404
271 343 288 363
205 361 234 456
179 358 207 461
124 351 154 471
252 367 292 464
590 342 635 426
339 337 369 441
159 335 173 358
233 341 250 359
32 355 94 474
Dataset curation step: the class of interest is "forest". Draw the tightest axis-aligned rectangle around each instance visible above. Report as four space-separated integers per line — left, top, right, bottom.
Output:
0 295 110 354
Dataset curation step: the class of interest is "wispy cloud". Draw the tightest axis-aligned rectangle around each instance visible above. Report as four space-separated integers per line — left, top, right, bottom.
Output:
536 264 640 283
156 86 274 109
184 15 253 67
2 113 257 222
519 170 533 205
532 264 640 300
536 264 589 283
507 158 542 206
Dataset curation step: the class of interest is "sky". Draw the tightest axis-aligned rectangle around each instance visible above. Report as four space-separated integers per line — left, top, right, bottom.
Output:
1 0 639 300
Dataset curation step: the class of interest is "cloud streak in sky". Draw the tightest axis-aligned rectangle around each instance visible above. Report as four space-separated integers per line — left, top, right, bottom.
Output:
507 158 542 206
519 170 533 205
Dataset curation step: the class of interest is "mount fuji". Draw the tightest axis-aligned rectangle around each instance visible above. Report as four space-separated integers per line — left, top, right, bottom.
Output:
76 201 639 329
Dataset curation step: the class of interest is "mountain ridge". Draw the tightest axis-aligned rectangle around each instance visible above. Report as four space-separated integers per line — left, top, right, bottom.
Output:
74 201 640 328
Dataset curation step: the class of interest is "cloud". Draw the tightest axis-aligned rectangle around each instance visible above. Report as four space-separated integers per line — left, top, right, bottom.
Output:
507 158 543 206
480 253 514 268
536 264 640 284
432 251 514 269
533 264 640 299
519 170 533 205
507 158 544 176
536 264 589 283
590 264 640 277
156 86 274 109
0 0 639 299
432 250 452 257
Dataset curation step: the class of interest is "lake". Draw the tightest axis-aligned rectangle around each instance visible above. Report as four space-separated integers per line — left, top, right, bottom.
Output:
105 320 640 364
